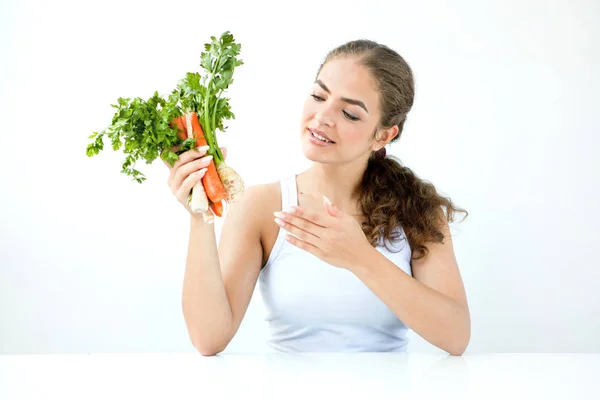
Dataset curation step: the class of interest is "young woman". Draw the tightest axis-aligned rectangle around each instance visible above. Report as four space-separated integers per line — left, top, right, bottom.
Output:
165 40 470 356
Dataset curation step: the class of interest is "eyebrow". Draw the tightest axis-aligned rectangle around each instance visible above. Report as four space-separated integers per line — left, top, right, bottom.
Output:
315 80 369 113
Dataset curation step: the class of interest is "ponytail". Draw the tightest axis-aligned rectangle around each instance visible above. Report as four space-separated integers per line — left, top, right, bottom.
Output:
359 152 468 260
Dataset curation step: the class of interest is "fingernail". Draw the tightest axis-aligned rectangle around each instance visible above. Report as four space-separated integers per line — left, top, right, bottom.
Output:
197 168 207 176
203 155 213 162
323 195 333 206
197 145 210 152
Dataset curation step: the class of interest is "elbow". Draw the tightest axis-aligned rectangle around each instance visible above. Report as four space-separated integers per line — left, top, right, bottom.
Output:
448 344 468 357
196 344 226 357
447 311 471 356
183 312 233 357
189 330 231 357
192 334 228 356
446 336 469 356
448 326 471 356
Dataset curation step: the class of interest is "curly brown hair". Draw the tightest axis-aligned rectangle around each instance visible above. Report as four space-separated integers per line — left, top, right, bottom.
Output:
317 40 468 261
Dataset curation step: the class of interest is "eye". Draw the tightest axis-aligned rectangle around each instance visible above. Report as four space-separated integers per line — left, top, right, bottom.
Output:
343 110 359 121
310 94 325 101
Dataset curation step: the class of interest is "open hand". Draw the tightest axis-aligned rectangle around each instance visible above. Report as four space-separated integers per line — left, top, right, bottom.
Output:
273 195 374 270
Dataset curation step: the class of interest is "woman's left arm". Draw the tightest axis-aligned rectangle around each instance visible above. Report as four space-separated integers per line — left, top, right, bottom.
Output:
276 202 470 356
349 212 471 356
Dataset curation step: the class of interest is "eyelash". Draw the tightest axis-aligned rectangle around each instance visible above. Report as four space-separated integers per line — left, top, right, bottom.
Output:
310 94 360 121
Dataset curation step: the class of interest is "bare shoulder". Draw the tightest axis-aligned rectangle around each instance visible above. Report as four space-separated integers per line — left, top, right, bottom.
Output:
222 180 281 265
226 181 280 224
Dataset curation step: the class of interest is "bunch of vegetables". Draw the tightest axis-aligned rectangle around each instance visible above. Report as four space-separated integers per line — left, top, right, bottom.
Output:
86 31 244 223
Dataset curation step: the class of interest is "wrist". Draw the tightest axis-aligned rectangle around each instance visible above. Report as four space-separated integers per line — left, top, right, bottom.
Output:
347 244 379 274
190 213 209 228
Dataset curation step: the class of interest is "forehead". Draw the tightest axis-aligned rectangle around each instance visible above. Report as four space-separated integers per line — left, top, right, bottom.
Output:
317 58 379 111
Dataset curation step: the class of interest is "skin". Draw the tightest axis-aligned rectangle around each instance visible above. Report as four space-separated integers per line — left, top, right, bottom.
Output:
171 57 470 356
297 57 397 219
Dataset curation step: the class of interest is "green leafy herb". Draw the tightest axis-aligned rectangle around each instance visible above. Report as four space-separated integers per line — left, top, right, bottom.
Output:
86 31 243 183
177 31 243 166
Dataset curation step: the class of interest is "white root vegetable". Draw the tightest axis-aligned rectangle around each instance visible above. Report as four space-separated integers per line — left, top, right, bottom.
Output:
185 113 209 215
190 182 209 213
202 209 215 224
217 163 245 204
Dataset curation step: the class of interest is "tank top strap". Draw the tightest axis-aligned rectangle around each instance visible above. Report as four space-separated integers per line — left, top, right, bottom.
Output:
261 174 299 273
280 174 299 210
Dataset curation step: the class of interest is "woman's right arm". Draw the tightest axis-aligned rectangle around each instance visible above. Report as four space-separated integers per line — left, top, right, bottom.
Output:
182 186 265 356
166 147 264 356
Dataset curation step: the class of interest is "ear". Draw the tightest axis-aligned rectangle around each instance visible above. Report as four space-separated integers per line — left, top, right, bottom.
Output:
371 125 399 151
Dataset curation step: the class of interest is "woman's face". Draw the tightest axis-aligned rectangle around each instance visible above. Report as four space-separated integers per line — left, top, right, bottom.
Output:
300 57 382 164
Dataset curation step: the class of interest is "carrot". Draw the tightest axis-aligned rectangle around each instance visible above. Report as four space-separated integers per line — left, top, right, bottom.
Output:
172 115 187 140
188 112 228 204
175 114 208 214
87 32 244 215
210 200 224 217
168 112 229 221
170 113 228 205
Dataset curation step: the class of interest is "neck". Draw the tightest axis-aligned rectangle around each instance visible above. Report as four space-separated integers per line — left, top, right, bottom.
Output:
297 159 368 216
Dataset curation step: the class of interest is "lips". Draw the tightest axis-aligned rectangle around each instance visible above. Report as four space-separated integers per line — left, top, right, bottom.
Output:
308 127 335 143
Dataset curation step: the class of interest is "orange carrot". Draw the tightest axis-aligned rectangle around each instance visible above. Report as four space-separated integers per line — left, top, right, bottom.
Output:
170 113 227 205
171 115 187 140
188 112 227 204
210 200 224 217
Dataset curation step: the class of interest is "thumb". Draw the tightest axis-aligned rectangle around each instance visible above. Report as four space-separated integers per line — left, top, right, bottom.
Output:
323 195 343 217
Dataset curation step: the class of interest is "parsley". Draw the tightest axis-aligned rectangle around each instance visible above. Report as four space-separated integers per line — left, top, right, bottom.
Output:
86 31 243 183
177 31 243 165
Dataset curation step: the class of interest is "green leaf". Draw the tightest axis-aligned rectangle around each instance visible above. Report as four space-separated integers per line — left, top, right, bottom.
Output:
201 51 212 71
86 31 243 181
196 31 244 162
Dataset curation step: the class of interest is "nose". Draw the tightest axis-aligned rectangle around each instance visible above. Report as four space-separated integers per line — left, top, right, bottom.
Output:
314 106 335 127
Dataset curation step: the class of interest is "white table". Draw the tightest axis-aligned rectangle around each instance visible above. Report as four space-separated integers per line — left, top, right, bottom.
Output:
1 353 599 399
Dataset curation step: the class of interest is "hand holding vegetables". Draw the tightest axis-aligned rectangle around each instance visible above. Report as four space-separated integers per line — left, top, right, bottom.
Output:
163 145 228 219
86 31 244 223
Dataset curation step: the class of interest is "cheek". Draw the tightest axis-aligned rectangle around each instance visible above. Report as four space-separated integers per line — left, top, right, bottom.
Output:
301 98 317 120
341 125 366 143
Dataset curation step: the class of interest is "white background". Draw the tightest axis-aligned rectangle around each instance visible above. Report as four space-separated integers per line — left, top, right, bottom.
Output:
1 0 599 355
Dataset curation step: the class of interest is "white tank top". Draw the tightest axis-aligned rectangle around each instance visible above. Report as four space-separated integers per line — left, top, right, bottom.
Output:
258 174 413 352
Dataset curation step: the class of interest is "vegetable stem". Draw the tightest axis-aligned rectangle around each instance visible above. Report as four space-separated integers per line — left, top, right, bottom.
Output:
202 39 224 165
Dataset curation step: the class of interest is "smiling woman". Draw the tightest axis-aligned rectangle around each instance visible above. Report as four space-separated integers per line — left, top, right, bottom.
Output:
306 41 469 259
176 38 471 357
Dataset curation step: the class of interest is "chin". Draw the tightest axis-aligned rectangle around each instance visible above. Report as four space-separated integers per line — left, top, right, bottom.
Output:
301 147 322 163
299 129 333 163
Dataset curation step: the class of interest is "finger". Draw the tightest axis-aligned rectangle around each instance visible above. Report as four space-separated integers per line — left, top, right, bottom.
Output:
176 168 207 205
274 216 321 248
160 145 184 167
171 146 210 171
284 234 322 258
168 145 208 170
167 146 210 185
220 147 227 161
166 144 182 155
171 155 213 192
283 206 330 229
322 196 344 218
